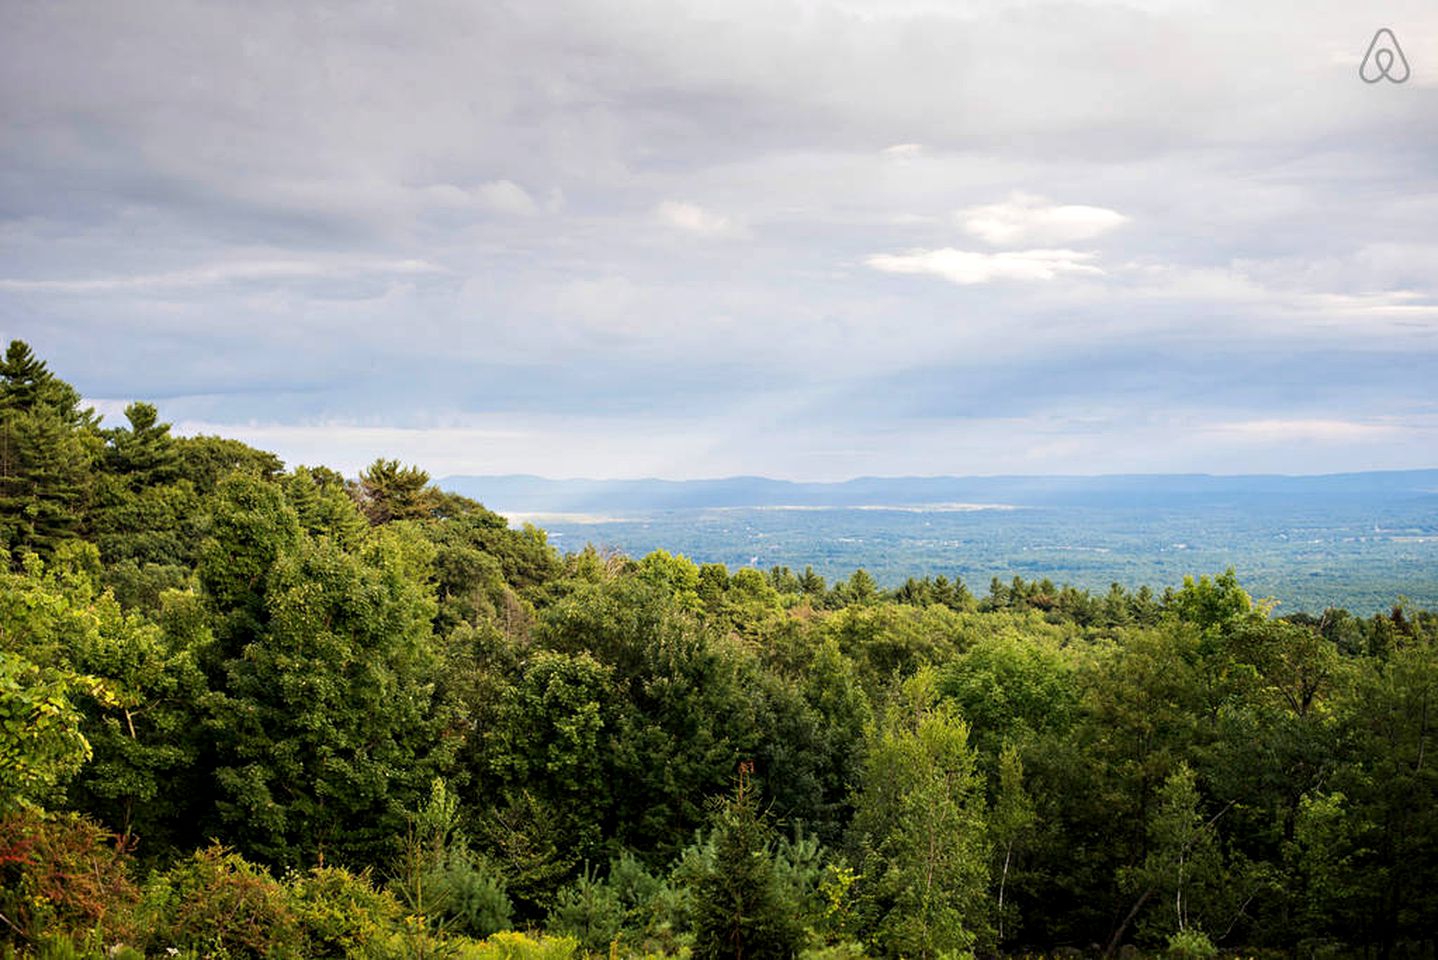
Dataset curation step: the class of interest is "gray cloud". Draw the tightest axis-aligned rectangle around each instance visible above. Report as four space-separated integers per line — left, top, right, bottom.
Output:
2 0 1437 477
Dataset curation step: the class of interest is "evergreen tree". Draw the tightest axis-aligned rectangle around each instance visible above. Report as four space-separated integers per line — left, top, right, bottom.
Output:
690 764 803 960
103 402 178 489
355 458 436 524
798 566 826 598
0 340 100 559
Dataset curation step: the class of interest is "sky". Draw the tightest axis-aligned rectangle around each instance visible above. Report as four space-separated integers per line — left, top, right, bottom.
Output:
2 0 1437 481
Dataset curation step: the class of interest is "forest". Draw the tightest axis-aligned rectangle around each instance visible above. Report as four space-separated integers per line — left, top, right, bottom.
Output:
1 339 1435 960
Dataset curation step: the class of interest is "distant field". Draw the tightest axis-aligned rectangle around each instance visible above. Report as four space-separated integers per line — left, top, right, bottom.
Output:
442 472 1438 615
511 503 1435 614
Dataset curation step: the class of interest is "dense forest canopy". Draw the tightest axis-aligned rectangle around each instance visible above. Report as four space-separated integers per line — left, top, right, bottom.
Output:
1 341 1435 960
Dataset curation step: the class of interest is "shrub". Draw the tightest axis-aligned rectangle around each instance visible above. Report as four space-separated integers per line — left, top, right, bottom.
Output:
548 854 686 956
0 808 141 950
453 931 580 960
390 779 514 939
607 853 685 954
142 845 304 959
288 866 403 959
438 855 514 939
1165 929 1218 960
798 944 868 960
547 866 625 953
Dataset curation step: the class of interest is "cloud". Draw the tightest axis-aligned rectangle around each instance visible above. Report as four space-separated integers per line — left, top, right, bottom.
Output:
163 415 736 480
960 193 1128 246
866 248 1104 285
474 179 539 216
654 201 739 236
0 257 443 293
552 276 650 335
1302 290 1438 321
1204 419 1405 443
3 0 1438 478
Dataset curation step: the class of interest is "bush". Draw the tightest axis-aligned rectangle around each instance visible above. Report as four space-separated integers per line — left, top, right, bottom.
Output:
453 931 580 960
1165 929 1218 960
0 808 141 950
548 854 687 956
439 855 514 939
288 866 403 959
547 866 625 953
390 779 514 939
142 845 304 958
606 852 685 954
798 944 868 960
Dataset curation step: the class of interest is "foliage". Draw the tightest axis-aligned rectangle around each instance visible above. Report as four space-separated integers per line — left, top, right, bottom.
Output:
288 866 404 959
451 931 579 960
546 864 625 953
849 670 989 960
391 779 514 939
4 341 1438 958
0 342 101 560
1164 928 1217 960
687 774 803 960
142 845 306 958
0 808 141 948
0 555 123 812
207 518 443 867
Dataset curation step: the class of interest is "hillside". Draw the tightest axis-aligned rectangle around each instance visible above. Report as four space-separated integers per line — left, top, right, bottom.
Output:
3 341 1437 959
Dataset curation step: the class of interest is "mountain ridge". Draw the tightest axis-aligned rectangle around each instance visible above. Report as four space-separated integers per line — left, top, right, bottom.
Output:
439 468 1438 514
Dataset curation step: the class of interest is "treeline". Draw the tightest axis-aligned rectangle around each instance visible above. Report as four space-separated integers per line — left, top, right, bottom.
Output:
2 340 1436 960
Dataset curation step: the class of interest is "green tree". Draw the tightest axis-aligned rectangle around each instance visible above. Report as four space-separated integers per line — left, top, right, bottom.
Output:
392 778 513 937
484 650 617 873
991 743 1036 945
196 473 303 665
0 552 116 812
547 863 626 952
1168 569 1254 633
206 522 443 867
1312 642 1438 953
689 768 803 960
799 639 871 843
102 402 178 489
90 402 203 603
283 465 368 548
58 568 210 851
851 669 990 959
938 632 1076 766
798 566 826 599
355 458 437 524
834 569 879 607
172 434 283 493
1117 763 1225 945
0 341 100 559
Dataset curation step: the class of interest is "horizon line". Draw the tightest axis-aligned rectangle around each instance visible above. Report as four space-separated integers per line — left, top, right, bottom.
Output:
436 466 1438 486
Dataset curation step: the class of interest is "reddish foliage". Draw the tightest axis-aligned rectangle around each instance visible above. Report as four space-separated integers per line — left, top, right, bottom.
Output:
0 808 141 944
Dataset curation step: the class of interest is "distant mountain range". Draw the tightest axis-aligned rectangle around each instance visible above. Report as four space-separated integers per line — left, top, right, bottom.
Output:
439 469 1438 515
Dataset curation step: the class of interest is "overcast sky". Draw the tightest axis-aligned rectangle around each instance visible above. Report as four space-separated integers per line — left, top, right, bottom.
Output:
2 0 1437 480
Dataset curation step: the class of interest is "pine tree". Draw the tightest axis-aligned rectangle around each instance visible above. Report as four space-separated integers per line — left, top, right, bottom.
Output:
103 401 178 488
0 340 100 559
355 458 437 524
690 764 803 960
